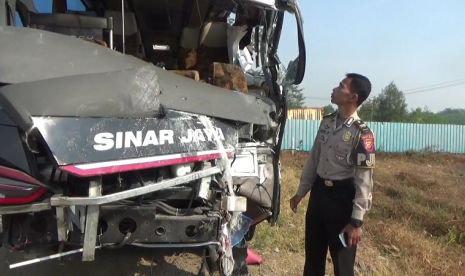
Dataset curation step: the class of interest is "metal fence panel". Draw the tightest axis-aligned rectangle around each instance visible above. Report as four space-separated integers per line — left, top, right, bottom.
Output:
281 120 465 153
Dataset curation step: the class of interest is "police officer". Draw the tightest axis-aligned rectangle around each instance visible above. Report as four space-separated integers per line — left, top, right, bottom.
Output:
290 73 375 276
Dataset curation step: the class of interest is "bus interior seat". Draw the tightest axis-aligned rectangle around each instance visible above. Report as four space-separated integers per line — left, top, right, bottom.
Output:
27 12 113 47
176 0 208 70
194 21 230 83
176 11 247 92
209 62 248 93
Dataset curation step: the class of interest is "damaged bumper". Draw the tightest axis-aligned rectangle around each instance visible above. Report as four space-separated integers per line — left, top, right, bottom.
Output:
1 162 249 270
50 166 224 206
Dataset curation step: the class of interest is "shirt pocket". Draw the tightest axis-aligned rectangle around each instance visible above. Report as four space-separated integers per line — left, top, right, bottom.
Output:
334 143 352 165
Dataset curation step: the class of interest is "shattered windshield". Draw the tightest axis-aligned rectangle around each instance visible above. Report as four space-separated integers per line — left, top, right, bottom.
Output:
4 0 304 89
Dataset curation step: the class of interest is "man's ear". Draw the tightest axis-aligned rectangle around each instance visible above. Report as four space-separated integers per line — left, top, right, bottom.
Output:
351 93 359 104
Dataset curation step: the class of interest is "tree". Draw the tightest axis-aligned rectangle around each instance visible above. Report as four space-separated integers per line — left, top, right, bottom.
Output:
406 106 444 124
287 85 305 108
374 82 408 122
322 104 336 115
420 107 444 124
437 108 465 125
358 98 379 122
356 81 464 125
357 82 408 122
407 107 424 123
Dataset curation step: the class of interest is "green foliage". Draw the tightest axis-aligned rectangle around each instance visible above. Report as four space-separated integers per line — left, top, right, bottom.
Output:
406 107 445 124
375 82 409 122
322 104 336 115
356 81 465 125
287 85 305 108
358 98 379 121
437 108 465 125
447 226 465 245
407 107 425 123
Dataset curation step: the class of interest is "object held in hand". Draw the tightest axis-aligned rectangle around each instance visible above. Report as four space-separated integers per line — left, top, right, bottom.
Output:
339 231 365 248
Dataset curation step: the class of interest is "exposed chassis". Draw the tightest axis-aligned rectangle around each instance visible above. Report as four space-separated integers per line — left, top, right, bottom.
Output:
0 165 224 215
50 165 224 206
1 164 243 266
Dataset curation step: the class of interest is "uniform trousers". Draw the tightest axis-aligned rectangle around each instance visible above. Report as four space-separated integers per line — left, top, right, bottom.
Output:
303 175 357 276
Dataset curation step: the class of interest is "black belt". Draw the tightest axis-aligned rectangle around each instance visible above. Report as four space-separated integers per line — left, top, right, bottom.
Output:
316 175 354 187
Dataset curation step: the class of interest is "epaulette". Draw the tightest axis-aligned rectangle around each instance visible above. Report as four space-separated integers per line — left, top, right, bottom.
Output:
354 120 371 134
323 111 337 119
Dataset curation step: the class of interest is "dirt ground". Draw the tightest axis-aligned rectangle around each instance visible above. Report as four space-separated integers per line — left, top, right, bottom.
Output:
0 246 301 276
1 151 465 276
0 246 287 276
248 152 465 276
0 247 204 276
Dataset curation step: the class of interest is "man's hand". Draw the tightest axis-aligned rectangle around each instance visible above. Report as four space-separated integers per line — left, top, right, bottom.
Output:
341 224 362 248
290 194 303 213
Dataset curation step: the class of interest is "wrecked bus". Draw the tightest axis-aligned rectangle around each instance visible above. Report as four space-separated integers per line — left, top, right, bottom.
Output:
0 0 306 275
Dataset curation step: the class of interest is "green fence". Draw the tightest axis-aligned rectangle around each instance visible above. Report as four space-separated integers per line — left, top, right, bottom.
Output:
282 120 465 153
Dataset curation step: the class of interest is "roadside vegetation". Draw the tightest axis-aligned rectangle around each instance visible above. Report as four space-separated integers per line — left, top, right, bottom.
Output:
249 151 465 276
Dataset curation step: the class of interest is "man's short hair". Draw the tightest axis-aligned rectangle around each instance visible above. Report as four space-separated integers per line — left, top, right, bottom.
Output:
346 73 372 106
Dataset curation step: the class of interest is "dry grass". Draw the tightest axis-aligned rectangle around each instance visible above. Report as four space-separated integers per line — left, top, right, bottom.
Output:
249 151 465 276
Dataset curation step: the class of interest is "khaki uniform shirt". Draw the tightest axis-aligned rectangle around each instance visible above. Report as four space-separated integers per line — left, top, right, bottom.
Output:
297 111 375 221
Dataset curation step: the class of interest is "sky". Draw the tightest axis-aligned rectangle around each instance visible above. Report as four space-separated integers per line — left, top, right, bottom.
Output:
277 0 465 112
29 0 465 112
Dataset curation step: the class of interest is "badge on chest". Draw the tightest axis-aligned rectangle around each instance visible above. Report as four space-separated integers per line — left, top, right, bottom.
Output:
342 131 352 142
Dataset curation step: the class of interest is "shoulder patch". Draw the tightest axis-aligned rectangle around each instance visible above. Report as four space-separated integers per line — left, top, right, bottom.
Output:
354 120 371 134
354 122 375 168
360 133 375 152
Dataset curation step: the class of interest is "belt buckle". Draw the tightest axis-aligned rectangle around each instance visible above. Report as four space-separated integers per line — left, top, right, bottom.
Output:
324 180 333 187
